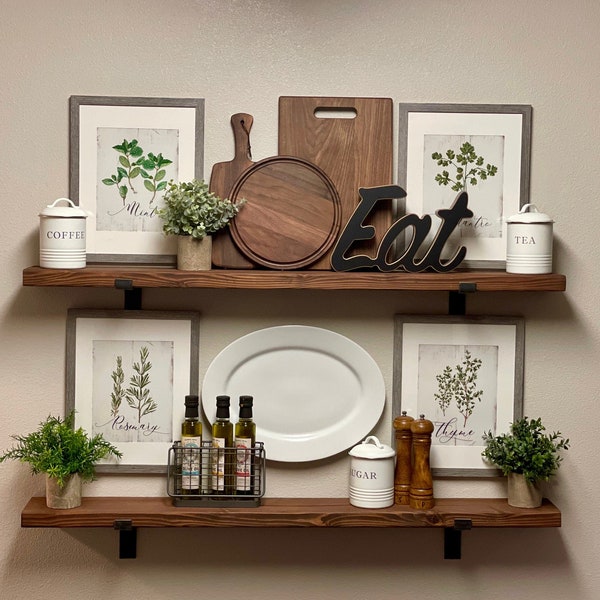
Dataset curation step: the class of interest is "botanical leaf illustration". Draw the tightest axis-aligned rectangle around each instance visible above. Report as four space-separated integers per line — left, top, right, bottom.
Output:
110 355 125 417
432 142 498 193
125 346 157 423
434 349 483 426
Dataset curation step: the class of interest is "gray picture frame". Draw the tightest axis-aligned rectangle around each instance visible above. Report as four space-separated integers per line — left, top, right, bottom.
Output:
69 95 204 265
393 314 524 477
66 309 200 473
398 103 532 269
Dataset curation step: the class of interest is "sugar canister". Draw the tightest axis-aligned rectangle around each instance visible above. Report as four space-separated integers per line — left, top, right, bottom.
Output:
348 435 395 508
39 198 87 269
506 204 554 274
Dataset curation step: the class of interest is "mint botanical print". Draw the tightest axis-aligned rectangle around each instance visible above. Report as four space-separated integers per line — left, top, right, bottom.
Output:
102 138 172 204
96 127 179 233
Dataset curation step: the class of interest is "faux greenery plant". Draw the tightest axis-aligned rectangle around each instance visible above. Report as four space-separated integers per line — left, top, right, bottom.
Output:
482 417 569 483
157 179 244 240
0 412 122 487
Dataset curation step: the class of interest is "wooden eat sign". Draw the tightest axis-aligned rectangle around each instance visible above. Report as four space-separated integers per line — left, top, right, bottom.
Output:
330 185 473 272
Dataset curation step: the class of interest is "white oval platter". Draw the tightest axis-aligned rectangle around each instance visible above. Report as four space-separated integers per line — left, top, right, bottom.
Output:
201 325 385 462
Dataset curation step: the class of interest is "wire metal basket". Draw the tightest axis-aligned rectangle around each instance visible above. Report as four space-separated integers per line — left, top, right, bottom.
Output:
167 441 266 507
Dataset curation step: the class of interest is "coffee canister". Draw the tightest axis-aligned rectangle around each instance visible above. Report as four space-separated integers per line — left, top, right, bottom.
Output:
39 198 87 269
348 435 395 508
506 204 554 274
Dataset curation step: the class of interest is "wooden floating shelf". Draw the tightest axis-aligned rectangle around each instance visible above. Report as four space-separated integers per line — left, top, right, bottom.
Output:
21 496 561 560
22 266 567 292
21 496 561 529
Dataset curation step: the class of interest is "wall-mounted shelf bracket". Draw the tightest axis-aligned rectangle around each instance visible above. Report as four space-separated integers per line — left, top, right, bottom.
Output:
448 282 477 315
443 518 472 559
113 519 137 559
114 279 142 310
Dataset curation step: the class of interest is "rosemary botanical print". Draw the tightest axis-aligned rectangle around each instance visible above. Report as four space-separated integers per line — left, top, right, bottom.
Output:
92 340 174 443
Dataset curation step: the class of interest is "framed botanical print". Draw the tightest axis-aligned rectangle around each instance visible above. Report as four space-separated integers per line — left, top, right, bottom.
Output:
69 95 204 264
393 314 525 476
398 103 532 268
66 309 200 473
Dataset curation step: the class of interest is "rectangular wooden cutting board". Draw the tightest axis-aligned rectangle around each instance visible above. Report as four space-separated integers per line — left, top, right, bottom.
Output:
278 96 394 269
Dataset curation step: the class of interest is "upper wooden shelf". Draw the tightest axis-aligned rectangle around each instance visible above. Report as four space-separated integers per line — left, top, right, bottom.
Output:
22 266 566 292
21 496 561 529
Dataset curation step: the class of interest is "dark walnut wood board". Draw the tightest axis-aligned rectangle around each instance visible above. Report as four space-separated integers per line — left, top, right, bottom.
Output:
228 155 342 269
278 96 395 269
209 113 256 269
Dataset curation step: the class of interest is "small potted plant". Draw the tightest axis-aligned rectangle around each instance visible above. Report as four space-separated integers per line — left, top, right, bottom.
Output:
0 412 122 509
482 417 569 508
157 179 244 270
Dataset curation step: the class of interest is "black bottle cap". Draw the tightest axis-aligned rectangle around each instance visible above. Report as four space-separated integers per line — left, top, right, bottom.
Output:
239 395 253 418
184 394 199 418
239 395 253 407
216 395 230 418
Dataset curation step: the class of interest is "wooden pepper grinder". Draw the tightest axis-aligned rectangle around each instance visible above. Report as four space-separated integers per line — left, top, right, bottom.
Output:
393 411 414 505
409 414 435 509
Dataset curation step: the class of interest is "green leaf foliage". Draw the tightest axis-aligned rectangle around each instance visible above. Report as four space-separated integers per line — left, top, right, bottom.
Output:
157 178 246 240
0 412 122 487
431 141 498 193
481 417 569 483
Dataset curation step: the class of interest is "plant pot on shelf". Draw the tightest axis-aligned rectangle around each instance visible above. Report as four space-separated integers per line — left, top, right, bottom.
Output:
45 473 82 509
177 235 212 271
507 472 542 508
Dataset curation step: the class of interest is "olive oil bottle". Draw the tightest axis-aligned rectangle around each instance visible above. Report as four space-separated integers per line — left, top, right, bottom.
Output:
181 395 202 495
235 395 256 495
211 395 234 494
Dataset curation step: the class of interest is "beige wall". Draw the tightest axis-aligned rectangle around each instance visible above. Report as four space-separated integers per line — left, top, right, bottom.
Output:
1 0 599 598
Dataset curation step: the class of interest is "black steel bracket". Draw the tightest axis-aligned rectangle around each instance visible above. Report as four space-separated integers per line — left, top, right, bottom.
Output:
114 519 137 559
444 518 472 559
448 282 477 315
114 279 142 310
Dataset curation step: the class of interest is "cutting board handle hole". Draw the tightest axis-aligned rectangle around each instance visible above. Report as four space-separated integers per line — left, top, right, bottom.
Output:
314 107 357 120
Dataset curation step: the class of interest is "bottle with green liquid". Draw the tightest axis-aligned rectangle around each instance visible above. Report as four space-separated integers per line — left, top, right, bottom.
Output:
235 395 256 495
211 395 234 494
181 395 202 495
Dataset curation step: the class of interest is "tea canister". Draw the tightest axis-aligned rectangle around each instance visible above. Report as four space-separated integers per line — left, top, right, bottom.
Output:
348 435 396 509
506 204 554 274
39 198 87 269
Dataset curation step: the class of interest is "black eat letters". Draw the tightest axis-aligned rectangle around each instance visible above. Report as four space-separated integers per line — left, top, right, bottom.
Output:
330 186 473 273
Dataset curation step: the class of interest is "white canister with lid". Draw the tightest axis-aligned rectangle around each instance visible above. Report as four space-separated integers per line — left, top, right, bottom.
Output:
506 204 554 274
348 435 396 508
39 198 88 269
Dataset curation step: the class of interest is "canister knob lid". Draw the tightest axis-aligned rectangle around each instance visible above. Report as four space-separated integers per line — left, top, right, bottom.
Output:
39 198 88 218
506 203 553 224
348 435 395 459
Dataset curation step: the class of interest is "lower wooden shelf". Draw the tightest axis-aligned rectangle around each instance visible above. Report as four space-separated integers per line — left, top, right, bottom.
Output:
21 496 561 560
21 496 561 528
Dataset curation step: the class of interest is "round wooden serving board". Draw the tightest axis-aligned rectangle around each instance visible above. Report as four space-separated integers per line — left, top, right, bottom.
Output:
229 156 342 269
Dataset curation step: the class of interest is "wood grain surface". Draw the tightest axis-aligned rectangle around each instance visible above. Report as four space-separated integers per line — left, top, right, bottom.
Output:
209 113 256 269
278 96 394 268
21 496 561 529
22 266 567 292
229 156 342 269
